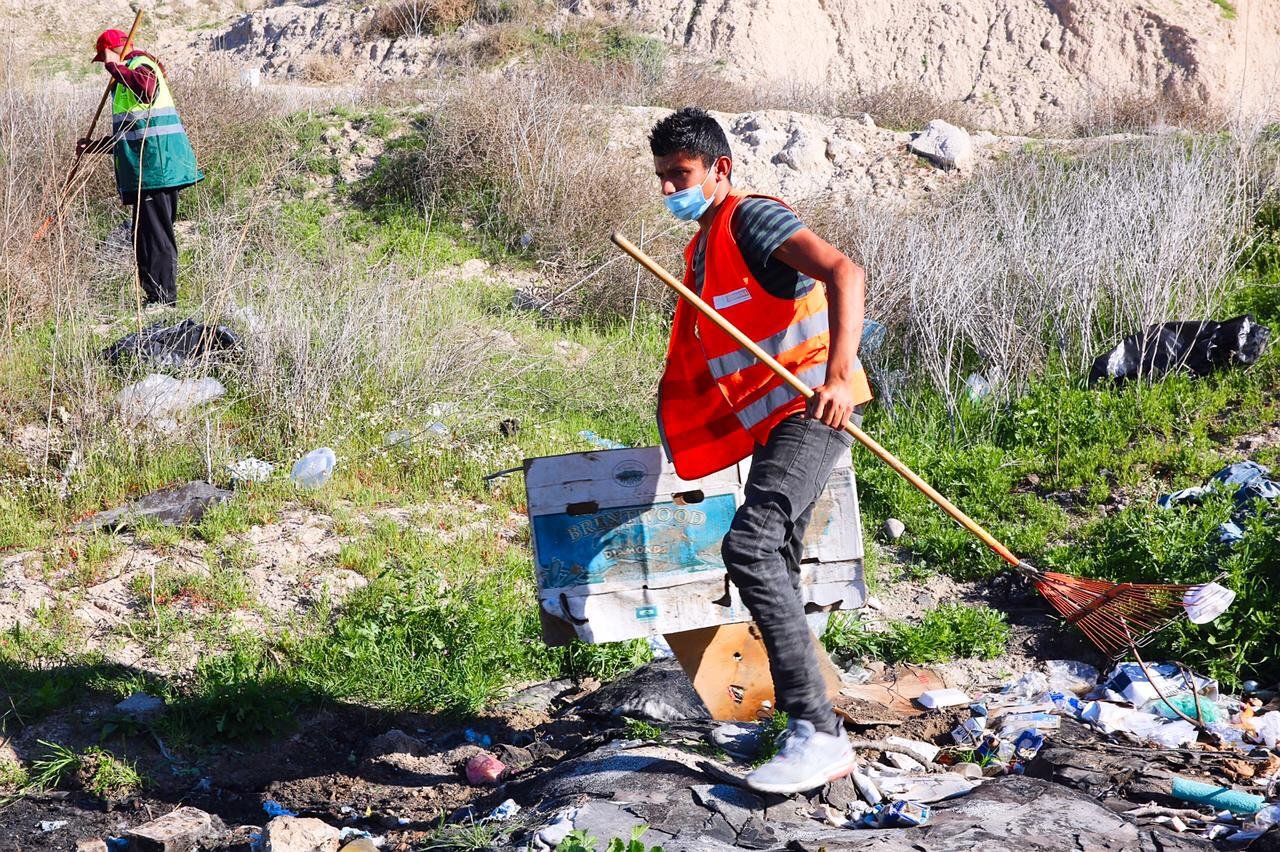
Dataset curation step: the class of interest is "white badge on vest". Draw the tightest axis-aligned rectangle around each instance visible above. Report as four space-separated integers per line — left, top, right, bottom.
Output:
712 287 752 310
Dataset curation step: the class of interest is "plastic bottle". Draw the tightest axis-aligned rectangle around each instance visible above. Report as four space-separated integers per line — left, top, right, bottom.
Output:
290 447 336 490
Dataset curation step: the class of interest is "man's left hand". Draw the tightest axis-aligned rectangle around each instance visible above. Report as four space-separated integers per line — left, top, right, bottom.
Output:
806 378 855 430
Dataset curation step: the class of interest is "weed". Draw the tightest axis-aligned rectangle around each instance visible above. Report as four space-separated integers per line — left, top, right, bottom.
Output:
1211 0 1238 21
422 816 506 851
0 759 28 792
824 604 1011 665
752 711 791 766
623 717 663 741
77 747 143 799
27 741 79 792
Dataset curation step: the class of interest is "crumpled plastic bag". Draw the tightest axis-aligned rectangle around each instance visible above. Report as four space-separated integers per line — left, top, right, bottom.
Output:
1088 314 1270 387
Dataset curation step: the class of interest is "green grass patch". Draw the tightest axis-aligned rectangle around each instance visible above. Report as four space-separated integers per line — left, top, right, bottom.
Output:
824 603 1011 665
1211 0 1238 20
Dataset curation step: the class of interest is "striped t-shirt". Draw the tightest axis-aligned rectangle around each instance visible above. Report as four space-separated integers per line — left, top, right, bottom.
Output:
692 197 816 299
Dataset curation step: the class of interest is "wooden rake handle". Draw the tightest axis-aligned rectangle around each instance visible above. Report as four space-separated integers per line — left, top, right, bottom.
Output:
32 6 145 243
610 230 1030 573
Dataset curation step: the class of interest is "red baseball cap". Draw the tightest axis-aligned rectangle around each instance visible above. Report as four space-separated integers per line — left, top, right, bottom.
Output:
93 29 128 62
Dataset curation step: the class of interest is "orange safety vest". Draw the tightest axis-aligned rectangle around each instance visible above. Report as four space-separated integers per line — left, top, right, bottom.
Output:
657 192 873 480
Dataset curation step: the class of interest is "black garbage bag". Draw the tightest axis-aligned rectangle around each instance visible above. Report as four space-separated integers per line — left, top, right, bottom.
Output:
103 318 240 369
1088 314 1271 387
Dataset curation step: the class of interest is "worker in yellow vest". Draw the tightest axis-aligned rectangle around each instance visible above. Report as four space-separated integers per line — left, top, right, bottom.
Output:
78 29 203 309
650 108 873 794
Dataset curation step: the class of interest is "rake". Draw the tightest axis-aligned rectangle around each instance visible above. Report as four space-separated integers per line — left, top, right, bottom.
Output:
610 231 1215 660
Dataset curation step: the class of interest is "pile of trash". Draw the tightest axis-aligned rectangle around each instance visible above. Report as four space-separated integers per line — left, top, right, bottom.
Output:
766 652 1280 844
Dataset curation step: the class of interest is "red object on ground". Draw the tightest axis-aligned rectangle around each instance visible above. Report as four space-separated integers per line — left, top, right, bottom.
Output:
465 753 506 785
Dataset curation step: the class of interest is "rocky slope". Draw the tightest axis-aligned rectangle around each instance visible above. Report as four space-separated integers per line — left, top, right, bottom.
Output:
598 0 1280 131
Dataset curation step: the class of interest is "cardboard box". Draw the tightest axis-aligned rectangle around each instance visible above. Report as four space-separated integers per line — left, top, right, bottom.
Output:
525 445 865 645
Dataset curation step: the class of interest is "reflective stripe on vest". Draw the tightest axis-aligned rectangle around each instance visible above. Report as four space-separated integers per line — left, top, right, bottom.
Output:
706 307 829 380
120 124 187 142
111 105 178 131
735 363 829 431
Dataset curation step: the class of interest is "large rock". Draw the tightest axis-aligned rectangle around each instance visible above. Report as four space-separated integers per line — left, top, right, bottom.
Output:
908 119 975 170
572 659 709 722
74 481 231 532
261 816 341 852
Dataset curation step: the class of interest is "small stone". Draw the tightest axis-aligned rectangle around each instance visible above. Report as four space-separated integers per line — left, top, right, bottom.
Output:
262 816 340 852
115 692 166 722
882 518 905 541
75 841 108 852
126 806 219 852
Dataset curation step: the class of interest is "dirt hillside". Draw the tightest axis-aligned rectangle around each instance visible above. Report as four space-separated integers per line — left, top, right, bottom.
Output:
598 0 1280 130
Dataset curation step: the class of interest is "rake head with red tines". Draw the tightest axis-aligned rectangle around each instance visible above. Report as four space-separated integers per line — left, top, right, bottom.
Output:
1031 571 1199 657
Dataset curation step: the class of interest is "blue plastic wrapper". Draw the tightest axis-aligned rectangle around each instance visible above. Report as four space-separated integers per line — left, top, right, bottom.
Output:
263 800 297 818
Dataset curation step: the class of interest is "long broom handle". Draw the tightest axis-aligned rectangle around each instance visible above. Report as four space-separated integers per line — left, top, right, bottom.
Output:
32 6 145 242
611 230 1029 572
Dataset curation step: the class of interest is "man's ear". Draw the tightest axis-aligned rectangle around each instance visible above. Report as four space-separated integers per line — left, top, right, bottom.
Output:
716 155 733 182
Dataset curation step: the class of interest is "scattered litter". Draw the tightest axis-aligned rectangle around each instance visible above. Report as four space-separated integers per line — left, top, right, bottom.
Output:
1254 712 1280 750
883 799 931 827
917 688 970 709
263 800 297 818
964 372 993 401
39 821 67 832
1255 803 1280 830
383 430 413 448
1177 583 1239 624
850 768 884 805
532 807 578 850
1159 461 1279 544
884 737 939 764
290 447 336 490
860 319 887 359
951 716 987 746
228 457 274 484
115 374 226 429
951 762 983 779
647 634 674 659
1170 775 1265 815
577 430 626 450
104 318 239 369
1003 671 1049 699
464 729 492 747
877 775 979 804
465 752 505 785
1087 314 1270 386
1044 660 1100 695
1151 693 1221 724
425 422 449 440
1096 663 1218 708
485 799 520 822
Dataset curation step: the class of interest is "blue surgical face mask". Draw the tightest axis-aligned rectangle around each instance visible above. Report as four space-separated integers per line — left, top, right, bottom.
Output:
664 168 716 221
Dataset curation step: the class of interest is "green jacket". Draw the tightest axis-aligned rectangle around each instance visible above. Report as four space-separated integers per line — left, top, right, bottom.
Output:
111 54 204 198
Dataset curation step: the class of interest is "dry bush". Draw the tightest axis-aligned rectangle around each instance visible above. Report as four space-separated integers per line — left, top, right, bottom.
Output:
366 0 535 39
1067 86 1228 136
300 53 345 84
369 63 688 321
802 133 1270 409
836 84 980 132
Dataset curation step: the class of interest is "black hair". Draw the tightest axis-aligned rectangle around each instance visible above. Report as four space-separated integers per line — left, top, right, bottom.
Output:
649 107 732 167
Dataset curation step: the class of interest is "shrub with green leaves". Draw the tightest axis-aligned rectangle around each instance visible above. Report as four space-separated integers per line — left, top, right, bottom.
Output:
824 603 1011 665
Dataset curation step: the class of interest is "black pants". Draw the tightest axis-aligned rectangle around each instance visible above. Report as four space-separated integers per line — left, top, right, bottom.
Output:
130 188 180 306
721 414 855 737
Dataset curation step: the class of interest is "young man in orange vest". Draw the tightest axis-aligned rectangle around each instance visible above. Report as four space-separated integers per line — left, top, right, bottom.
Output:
650 108 873 794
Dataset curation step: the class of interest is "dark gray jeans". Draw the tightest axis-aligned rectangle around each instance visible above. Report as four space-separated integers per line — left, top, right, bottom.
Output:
722 413 854 736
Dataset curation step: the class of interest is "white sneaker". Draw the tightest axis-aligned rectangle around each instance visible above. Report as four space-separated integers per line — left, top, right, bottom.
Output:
744 719 856 794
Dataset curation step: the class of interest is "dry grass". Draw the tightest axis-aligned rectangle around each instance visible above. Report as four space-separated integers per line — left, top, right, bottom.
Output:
300 54 345 84
803 133 1270 409
1066 86 1229 136
835 84 980 133
365 0 535 40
